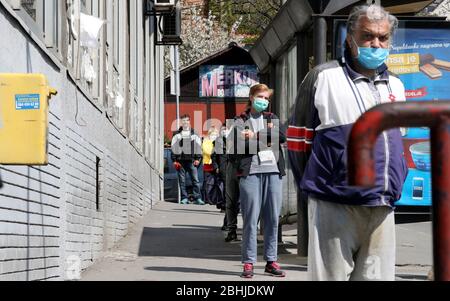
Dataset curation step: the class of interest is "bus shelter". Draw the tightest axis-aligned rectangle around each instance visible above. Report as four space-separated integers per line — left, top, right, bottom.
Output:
249 0 449 256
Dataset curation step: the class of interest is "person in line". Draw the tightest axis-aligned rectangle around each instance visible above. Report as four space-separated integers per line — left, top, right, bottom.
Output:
214 124 231 232
171 114 204 205
288 4 408 281
202 126 223 207
236 84 287 278
216 122 241 242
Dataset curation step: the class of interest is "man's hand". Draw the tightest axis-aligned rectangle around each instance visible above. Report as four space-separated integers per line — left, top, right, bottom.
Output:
173 162 182 171
268 123 274 129
193 160 200 167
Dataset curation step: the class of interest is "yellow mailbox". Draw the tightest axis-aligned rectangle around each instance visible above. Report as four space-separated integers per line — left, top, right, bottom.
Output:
0 74 57 165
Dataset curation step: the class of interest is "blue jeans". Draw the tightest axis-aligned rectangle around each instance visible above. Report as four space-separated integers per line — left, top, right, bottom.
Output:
239 173 283 264
177 161 201 201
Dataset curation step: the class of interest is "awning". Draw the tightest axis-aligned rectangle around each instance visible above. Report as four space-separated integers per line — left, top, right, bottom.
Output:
250 0 440 72
249 0 313 72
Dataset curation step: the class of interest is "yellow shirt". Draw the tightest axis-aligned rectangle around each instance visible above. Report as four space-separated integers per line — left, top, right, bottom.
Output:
202 139 215 165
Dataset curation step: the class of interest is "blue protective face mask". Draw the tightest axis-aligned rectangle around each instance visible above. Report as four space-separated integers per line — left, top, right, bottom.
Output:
252 98 269 113
352 37 389 70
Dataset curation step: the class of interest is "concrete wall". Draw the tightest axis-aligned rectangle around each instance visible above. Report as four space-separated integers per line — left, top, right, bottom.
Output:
0 2 164 281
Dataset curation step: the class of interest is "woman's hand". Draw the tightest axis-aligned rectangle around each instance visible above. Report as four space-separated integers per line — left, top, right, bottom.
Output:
241 129 255 140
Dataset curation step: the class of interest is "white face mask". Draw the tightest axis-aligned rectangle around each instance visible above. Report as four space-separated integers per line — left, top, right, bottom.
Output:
209 135 218 141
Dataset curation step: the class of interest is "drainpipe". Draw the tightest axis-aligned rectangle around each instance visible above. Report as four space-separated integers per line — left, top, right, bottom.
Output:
348 101 450 281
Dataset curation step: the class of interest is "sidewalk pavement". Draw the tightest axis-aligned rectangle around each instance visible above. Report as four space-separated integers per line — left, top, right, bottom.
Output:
82 200 308 281
82 200 433 281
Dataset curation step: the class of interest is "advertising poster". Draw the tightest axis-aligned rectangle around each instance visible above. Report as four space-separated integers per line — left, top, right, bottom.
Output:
199 65 259 98
335 21 450 207
389 26 450 207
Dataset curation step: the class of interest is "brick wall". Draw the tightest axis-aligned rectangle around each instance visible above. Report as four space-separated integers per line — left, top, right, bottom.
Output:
0 112 62 281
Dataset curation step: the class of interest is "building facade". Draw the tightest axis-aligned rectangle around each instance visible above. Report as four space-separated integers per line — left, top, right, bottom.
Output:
0 0 165 280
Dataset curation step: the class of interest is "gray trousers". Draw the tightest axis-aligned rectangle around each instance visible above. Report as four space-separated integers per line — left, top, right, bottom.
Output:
240 173 282 264
308 197 396 281
225 162 240 231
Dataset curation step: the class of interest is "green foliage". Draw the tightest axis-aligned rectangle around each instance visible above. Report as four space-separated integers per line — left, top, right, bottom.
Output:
164 0 282 75
241 35 259 45
208 0 283 42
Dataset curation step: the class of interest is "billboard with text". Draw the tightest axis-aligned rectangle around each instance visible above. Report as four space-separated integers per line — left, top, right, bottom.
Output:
199 65 259 98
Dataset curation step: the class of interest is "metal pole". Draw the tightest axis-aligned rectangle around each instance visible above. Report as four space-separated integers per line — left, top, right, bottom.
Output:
313 16 327 67
296 32 310 257
173 44 181 204
431 117 450 281
297 192 309 257
175 45 180 131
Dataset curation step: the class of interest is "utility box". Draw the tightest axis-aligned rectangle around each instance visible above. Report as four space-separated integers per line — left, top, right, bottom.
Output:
0 74 57 165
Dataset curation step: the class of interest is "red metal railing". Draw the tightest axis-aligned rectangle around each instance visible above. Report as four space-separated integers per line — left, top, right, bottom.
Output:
348 101 450 281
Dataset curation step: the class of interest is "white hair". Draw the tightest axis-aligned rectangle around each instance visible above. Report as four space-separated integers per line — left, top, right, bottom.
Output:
347 4 399 35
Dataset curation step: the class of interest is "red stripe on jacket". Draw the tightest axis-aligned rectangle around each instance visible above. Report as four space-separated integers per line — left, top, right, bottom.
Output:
287 140 312 153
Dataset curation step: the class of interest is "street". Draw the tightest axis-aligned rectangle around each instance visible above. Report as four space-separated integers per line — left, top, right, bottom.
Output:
81 201 433 281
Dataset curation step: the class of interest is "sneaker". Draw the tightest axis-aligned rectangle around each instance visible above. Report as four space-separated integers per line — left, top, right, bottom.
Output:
225 231 237 242
195 199 205 205
180 199 189 205
265 262 286 278
221 225 228 231
241 263 254 279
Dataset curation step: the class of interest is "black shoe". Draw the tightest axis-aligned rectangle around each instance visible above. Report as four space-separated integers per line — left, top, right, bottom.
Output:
225 231 237 242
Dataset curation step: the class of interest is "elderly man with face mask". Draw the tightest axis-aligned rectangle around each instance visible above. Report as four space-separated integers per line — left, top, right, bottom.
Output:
288 4 408 281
